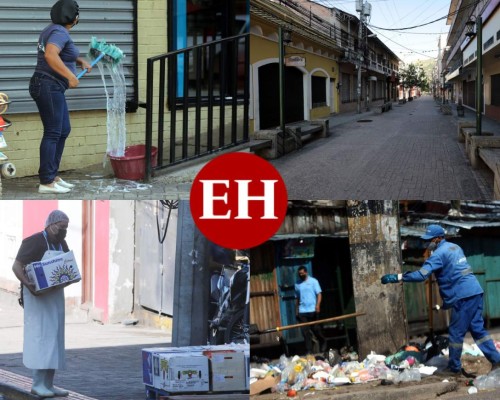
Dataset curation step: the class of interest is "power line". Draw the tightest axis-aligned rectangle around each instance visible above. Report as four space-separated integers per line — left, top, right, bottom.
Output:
368 0 479 31
370 26 437 59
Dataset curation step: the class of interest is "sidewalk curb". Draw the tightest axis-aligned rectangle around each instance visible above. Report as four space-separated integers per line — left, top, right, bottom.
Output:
0 382 37 400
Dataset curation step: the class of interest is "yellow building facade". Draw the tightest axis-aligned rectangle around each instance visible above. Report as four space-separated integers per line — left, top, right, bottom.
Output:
250 0 342 133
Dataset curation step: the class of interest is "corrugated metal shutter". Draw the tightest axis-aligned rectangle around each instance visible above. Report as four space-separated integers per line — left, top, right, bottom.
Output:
0 0 135 114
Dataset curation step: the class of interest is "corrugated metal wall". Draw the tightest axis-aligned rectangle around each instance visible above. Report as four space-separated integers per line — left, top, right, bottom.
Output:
250 242 280 346
456 236 500 321
0 0 136 113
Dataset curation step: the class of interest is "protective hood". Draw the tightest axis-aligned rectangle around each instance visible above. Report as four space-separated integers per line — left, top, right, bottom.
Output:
51 0 79 25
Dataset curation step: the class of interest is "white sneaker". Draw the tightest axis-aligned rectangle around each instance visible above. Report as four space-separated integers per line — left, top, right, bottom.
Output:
55 178 75 189
0 133 6 148
0 151 8 161
38 183 71 194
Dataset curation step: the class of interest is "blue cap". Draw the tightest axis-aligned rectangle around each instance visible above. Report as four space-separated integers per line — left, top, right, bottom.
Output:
421 224 445 240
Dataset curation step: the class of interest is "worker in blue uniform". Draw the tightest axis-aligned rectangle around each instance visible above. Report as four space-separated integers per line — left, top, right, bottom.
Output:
381 224 500 375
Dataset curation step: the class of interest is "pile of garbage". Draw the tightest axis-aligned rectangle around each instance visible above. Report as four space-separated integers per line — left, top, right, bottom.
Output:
250 340 500 395
250 345 434 395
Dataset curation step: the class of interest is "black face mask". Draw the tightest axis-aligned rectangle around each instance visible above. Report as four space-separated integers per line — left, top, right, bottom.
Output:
49 225 67 242
55 228 67 242
299 275 307 281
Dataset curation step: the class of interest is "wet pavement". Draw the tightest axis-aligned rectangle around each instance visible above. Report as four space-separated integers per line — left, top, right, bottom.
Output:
0 147 221 200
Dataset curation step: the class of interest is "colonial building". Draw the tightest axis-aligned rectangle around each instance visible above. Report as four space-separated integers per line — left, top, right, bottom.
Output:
249 0 400 133
444 0 500 121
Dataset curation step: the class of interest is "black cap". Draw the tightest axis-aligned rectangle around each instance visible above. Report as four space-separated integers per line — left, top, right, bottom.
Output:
51 0 79 25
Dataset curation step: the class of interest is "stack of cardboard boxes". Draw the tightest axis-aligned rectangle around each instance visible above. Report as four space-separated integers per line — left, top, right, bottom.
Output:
142 344 249 395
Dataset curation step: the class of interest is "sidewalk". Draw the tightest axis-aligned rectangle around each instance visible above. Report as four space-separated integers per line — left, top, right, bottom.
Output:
0 292 170 400
0 141 253 200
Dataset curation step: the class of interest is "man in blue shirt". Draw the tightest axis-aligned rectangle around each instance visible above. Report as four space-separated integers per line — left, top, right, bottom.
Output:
381 224 500 375
295 266 327 354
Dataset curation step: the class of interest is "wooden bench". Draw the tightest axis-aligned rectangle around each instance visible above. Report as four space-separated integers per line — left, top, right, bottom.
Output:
478 148 500 199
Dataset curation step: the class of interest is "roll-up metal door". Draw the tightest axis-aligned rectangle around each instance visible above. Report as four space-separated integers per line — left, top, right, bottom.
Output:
0 0 136 114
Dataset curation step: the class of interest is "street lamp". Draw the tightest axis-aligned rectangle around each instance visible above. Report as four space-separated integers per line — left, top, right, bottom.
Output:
465 15 482 135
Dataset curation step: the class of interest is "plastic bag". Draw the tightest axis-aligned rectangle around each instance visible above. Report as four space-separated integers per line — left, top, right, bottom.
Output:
394 368 421 383
425 354 448 371
473 369 500 390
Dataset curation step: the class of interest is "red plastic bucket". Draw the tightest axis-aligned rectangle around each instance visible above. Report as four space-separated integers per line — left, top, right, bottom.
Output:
109 145 158 180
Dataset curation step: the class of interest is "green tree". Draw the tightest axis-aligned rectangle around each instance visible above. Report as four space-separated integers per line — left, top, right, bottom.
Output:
399 63 429 98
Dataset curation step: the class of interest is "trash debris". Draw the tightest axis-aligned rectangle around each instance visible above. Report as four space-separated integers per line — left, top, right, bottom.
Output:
249 348 428 394
473 369 500 390
468 386 478 394
249 339 499 395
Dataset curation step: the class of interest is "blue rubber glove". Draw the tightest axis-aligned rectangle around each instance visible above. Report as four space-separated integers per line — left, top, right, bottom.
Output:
381 274 399 284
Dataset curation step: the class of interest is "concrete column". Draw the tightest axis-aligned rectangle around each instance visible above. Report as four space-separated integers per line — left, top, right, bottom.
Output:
172 200 210 346
347 200 407 358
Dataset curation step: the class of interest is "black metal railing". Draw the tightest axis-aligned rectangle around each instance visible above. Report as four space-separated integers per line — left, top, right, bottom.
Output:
145 33 249 178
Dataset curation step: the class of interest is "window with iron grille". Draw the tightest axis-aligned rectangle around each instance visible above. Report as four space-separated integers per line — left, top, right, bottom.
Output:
341 30 349 48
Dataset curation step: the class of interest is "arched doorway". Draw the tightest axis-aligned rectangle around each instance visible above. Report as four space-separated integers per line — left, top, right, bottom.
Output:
258 63 304 129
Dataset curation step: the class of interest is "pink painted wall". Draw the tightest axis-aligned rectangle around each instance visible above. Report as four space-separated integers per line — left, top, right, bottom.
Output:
94 201 110 322
23 200 59 237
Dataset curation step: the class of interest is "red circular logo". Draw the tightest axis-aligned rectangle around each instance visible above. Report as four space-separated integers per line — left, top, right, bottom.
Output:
190 152 288 249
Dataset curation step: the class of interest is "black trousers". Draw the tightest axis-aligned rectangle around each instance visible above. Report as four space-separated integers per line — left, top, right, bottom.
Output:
297 312 327 354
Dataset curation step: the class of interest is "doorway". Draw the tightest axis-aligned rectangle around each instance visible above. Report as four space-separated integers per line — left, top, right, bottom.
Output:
258 63 304 129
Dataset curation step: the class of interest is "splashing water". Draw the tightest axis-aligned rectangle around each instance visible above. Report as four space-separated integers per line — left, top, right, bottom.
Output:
97 62 127 157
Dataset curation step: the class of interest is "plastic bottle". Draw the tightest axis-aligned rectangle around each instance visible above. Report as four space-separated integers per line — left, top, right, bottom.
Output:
473 369 500 390
395 368 421 383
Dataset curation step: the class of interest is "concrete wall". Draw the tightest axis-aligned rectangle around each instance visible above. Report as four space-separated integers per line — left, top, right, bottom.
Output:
347 200 407 359
107 200 136 323
172 200 211 346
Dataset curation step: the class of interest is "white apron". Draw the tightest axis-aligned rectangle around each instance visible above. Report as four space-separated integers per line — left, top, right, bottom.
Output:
23 234 66 370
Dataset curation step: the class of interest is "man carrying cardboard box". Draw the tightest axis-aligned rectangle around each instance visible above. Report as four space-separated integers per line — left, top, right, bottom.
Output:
12 210 74 397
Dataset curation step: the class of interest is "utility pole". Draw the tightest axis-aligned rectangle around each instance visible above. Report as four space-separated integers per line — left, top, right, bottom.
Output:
476 16 482 136
356 0 371 114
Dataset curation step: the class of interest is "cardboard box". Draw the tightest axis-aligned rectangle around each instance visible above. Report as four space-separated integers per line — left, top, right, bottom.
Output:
143 344 249 392
207 351 246 392
25 250 81 292
157 354 209 393
249 375 280 396
142 347 172 386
